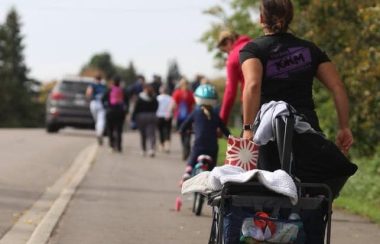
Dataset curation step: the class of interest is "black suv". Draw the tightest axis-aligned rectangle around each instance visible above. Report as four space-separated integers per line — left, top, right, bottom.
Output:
46 77 95 133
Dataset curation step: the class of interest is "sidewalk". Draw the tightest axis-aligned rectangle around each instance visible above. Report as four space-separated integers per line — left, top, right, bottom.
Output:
48 132 211 244
48 132 380 244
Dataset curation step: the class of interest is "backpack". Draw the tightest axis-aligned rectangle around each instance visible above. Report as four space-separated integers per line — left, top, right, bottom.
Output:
109 86 124 106
178 101 189 121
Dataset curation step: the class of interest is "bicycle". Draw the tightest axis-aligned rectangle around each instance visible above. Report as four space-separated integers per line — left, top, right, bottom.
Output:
192 154 213 216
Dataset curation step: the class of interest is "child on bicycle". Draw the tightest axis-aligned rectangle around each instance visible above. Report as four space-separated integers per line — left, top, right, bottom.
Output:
179 84 230 184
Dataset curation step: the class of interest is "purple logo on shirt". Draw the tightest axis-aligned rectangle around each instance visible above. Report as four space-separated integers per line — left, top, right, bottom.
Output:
266 47 311 78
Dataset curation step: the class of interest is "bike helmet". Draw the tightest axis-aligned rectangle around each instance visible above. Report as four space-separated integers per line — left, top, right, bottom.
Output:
194 84 218 106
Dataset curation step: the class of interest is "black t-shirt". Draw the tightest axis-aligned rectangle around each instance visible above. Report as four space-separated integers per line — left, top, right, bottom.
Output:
240 32 330 113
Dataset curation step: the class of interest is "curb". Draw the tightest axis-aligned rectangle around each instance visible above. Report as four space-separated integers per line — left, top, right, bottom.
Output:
0 143 98 244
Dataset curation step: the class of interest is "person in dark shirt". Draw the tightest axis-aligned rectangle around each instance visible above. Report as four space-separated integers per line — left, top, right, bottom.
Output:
179 84 230 183
127 75 146 130
239 0 356 177
102 76 129 152
238 1 356 244
150 74 163 96
240 0 352 151
132 83 159 157
190 74 204 92
127 75 145 98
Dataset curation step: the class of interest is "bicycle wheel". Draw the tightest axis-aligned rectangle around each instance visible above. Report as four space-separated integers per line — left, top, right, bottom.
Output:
192 192 198 213
194 193 204 216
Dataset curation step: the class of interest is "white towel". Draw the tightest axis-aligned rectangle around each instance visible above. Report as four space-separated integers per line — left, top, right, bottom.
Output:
181 165 298 205
181 171 212 194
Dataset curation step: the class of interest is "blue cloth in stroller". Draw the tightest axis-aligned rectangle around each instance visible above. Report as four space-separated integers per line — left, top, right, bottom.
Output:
223 200 328 244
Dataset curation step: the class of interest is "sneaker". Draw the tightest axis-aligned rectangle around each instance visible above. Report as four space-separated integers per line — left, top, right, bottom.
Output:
164 141 170 153
148 149 155 157
158 144 164 152
97 136 103 146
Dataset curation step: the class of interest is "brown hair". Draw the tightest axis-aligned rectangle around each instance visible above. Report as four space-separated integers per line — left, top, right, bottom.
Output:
260 0 293 33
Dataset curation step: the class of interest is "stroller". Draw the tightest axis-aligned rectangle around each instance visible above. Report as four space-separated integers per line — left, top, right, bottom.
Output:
207 109 341 244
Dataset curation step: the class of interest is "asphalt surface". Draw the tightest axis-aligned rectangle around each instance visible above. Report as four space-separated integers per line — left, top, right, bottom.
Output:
47 131 380 244
0 129 379 243
48 131 212 244
0 129 93 238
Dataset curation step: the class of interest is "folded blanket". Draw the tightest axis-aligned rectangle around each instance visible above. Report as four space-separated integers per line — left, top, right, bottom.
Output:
182 165 298 205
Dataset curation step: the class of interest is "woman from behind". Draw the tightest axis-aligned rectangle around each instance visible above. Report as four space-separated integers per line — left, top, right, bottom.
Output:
102 76 129 152
156 85 174 153
239 0 357 243
172 78 196 160
132 83 159 157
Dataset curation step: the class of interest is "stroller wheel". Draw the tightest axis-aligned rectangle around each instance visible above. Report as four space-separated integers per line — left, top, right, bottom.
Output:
193 192 204 216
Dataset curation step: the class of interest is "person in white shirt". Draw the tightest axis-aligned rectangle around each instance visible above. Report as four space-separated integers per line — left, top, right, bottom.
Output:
156 85 174 153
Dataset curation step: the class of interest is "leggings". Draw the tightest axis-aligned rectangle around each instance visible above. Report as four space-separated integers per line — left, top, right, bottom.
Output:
106 106 125 151
136 112 157 152
157 117 172 144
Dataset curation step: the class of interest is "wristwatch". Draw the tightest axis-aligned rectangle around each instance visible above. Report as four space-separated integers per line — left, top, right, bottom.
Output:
243 124 255 131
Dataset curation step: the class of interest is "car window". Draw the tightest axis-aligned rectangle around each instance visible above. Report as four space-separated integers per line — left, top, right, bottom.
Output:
58 81 90 94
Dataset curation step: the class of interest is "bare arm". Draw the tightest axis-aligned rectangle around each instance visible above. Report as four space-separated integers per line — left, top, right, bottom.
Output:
241 58 263 139
219 62 240 124
85 86 93 100
316 62 353 154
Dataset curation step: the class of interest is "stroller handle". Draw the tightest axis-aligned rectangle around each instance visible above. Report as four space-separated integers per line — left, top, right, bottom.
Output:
274 104 295 175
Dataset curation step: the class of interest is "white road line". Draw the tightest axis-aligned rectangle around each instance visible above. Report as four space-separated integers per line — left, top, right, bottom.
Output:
0 143 98 244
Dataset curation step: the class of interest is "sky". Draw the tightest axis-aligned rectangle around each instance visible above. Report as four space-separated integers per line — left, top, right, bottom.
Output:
0 0 227 82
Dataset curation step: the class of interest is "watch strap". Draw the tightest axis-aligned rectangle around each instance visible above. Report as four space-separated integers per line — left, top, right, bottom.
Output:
243 124 254 131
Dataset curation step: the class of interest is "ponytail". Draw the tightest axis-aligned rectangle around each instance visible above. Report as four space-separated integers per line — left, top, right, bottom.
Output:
200 105 212 120
260 0 293 33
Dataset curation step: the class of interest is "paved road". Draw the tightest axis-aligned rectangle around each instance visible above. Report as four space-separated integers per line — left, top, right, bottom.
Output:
0 129 379 243
0 129 93 238
48 132 212 244
47 131 380 244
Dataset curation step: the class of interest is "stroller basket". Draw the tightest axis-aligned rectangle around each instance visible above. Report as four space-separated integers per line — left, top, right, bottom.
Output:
208 182 333 244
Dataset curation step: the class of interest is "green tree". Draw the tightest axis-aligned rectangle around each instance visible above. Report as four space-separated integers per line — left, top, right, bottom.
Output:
0 8 42 127
2 8 28 85
81 52 116 80
0 25 10 124
118 61 138 87
166 59 181 93
81 53 139 88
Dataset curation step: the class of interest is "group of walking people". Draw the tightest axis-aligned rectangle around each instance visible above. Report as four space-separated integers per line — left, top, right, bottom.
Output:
86 73 215 159
85 1 359 243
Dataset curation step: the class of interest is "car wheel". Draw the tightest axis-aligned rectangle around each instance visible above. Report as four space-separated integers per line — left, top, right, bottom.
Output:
46 123 60 133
